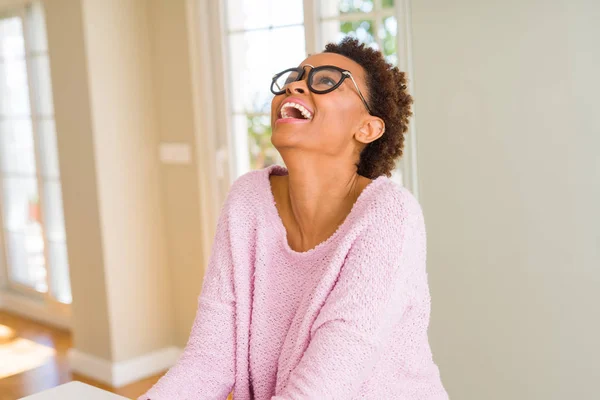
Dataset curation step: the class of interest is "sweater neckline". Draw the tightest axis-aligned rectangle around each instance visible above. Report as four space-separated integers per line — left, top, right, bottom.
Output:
263 164 389 259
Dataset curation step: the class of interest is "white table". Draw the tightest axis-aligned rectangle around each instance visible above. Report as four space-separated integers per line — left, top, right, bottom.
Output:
19 381 131 400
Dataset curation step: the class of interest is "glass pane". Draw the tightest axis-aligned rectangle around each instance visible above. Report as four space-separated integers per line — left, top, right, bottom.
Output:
271 0 304 28
243 114 282 170
0 119 37 175
0 59 31 117
31 55 54 116
38 119 59 178
322 20 377 49
227 0 270 30
379 16 398 65
5 228 47 293
0 63 8 115
226 0 303 31
0 17 25 60
48 239 71 304
232 114 250 174
2 177 39 232
228 25 305 114
27 2 48 53
321 0 374 18
42 181 66 241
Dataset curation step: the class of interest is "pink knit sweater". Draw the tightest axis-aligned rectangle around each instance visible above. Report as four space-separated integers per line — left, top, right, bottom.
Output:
139 164 448 400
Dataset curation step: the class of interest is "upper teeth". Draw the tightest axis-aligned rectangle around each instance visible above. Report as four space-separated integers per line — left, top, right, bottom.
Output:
280 102 313 120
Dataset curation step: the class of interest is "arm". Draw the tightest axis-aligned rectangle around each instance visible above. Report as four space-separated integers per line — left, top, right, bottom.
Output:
138 201 236 400
272 195 426 400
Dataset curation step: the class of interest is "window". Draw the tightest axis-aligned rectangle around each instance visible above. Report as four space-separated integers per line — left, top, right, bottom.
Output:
0 3 71 304
222 0 404 185
320 0 397 64
224 0 306 173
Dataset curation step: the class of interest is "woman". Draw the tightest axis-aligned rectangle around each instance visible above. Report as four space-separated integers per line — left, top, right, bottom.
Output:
139 38 448 400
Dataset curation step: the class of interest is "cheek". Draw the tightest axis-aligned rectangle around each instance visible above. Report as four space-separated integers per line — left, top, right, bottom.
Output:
271 96 283 123
312 97 360 149
315 92 360 128
271 97 280 115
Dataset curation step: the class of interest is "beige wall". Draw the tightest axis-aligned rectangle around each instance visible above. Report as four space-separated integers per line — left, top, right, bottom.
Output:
0 0 208 379
44 0 113 359
147 0 205 347
412 0 600 398
44 0 177 363
80 0 173 362
43 0 206 362
45 0 207 361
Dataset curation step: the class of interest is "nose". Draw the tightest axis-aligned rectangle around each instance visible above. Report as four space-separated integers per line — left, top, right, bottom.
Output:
286 79 308 95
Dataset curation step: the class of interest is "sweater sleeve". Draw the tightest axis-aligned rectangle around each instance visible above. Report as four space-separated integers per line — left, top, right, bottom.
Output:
272 192 427 400
138 199 236 400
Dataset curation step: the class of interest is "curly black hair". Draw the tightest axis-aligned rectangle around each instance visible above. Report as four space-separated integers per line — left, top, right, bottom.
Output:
324 37 413 179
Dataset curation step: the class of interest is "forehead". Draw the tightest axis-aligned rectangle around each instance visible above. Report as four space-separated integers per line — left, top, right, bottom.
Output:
299 52 366 83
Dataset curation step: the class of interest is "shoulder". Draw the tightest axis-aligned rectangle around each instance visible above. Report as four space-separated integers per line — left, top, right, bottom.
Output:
367 179 425 234
347 179 427 263
348 181 427 273
229 168 263 195
220 166 273 218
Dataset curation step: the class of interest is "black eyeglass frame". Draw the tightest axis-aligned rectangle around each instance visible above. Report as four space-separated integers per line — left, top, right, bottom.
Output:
270 64 373 115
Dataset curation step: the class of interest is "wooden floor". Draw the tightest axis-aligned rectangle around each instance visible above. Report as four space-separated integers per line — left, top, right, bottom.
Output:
0 310 165 400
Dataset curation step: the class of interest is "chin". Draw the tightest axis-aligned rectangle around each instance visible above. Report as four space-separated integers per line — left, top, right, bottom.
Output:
271 127 311 149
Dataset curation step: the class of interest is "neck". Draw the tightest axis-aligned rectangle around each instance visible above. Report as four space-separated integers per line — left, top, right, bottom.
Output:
276 156 369 249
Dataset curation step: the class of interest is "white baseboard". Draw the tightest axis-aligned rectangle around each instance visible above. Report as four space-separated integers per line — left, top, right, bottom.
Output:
0 290 71 330
67 346 182 388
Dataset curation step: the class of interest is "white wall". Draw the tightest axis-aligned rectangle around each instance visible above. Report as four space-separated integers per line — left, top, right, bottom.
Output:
411 0 600 399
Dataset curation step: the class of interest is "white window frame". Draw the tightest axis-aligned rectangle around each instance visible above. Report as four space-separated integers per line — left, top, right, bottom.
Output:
0 2 71 328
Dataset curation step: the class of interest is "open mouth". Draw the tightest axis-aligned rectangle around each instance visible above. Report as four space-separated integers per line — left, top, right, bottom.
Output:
279 102 313 120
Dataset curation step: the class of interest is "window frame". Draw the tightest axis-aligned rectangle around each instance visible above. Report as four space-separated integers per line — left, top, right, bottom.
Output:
0 2 71 317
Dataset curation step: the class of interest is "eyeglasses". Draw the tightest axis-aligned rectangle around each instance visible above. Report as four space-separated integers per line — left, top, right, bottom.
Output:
270 64 373 114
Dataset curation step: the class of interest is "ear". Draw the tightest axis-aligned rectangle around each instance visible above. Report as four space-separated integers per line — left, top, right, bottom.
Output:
355 116 385 145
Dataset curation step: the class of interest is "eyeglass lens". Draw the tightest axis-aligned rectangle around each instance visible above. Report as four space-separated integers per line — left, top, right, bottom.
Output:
272 67 343 94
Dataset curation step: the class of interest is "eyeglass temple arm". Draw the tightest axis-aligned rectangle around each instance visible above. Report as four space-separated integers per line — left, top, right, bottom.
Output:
344 72 372 114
